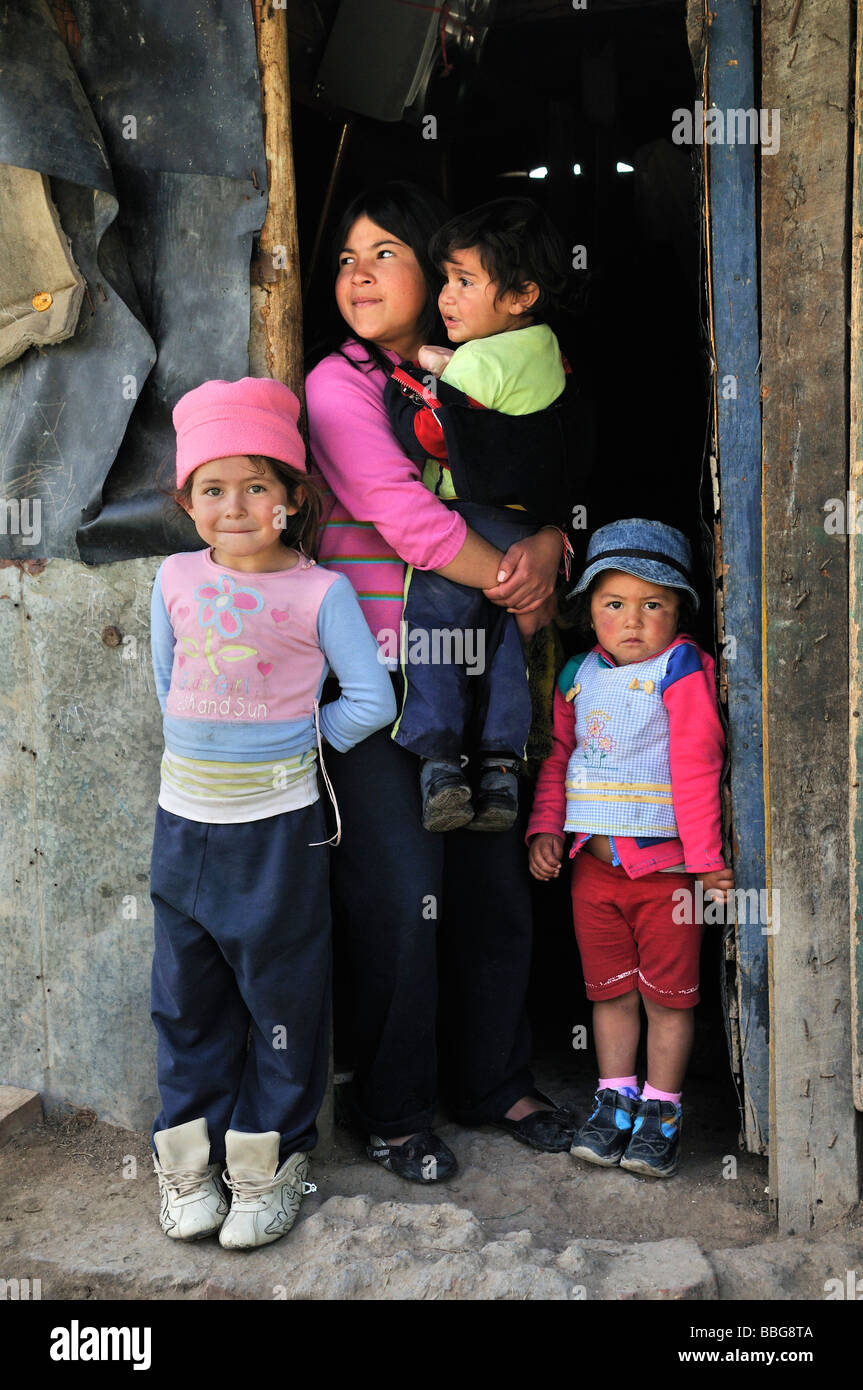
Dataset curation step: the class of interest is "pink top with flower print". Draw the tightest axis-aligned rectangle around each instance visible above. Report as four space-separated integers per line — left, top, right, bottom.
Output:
159 549 338 732
151 548 396 764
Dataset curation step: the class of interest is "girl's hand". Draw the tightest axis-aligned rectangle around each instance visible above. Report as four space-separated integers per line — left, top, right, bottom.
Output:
515 593 558 642
484 528 563 613
417 345 454 378
529 833 564 881
698 867 735 904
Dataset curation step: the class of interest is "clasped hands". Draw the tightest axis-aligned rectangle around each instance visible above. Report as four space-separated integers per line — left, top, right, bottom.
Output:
484 530 561 640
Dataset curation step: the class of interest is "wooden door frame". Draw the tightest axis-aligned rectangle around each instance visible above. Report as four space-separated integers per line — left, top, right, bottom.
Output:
761 0 860 1231
850 0 863 1118
699 0 770 1154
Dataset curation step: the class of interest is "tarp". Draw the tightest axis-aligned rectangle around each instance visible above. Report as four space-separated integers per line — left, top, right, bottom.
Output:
0 0 267 562
0 165 86 367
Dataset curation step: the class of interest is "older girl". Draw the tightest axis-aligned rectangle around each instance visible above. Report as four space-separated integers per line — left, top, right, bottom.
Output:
306 182 575 1180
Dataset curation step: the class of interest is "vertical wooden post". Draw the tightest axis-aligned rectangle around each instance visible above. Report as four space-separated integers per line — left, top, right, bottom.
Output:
251 1 333 1156
252 1 305 400
761 0 860 1230
703 0 769 1154
850 9 863 1113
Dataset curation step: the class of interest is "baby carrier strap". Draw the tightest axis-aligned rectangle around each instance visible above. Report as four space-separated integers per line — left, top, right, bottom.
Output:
383 359 595 528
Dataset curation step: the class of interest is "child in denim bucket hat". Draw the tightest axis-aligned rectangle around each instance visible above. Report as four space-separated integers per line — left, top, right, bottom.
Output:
526 519 734 1177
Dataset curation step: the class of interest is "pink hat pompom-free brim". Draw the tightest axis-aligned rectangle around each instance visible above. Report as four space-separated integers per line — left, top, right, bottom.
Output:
173 377 306 489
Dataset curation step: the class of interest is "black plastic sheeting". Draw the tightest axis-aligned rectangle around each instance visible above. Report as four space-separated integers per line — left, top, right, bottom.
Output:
0 1 267 562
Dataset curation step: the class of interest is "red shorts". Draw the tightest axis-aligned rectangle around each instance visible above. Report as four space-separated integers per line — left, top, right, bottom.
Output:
570 851 703 1009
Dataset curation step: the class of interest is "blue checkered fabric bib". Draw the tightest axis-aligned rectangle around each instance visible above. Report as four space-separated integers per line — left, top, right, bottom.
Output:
563 648 679 838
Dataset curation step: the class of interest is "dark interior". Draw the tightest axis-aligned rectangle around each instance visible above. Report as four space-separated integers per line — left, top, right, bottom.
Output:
290 0 734 1106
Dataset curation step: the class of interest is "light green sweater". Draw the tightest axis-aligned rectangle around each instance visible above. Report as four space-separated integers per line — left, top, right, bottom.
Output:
423 324 566 501
440 323 565 414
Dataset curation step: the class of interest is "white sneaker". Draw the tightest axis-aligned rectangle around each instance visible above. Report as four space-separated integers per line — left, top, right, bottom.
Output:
153 1117 229 1241
219 1130 316 1250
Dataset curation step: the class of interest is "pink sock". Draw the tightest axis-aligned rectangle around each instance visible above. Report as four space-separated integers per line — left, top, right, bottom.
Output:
642 1082 682 1105
599 1075 639 1096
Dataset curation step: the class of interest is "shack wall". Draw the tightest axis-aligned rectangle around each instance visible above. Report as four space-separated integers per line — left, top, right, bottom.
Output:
1 558 160 1130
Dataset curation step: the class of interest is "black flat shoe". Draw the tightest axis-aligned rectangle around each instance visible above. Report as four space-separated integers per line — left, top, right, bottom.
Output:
491 1106 577 1153
367 1129 458 1182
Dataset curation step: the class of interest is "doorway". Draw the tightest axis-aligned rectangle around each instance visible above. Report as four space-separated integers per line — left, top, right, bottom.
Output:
292 0 758 1150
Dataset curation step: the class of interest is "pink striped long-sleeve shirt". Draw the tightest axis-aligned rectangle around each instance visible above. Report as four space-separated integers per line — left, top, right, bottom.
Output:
306 341 468 659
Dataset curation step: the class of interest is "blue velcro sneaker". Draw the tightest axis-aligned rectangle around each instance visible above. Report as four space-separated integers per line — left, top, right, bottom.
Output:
620 1098 682 1178
570 1088 639 1167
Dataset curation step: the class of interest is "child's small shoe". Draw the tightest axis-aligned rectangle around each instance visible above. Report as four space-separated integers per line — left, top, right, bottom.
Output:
620 1099 682 1179
219 1130 316 1250
570 1088 639 1167
420 758 474 832
153 1117 229 1241
467 758 518 832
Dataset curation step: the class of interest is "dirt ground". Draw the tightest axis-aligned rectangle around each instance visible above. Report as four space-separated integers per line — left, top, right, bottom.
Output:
4 1056 862 1301
0 1062 774 1300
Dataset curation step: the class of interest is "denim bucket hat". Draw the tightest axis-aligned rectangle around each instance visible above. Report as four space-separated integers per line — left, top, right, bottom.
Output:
569 518 700 610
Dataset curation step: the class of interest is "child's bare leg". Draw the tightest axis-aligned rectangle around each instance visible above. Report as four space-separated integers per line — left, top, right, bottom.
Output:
570 991 641 1166
593 990 641 1077
642 997 694 1093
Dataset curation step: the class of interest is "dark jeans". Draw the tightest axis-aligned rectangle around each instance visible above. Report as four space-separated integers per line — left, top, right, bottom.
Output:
150 803 332 1161
393 502 536 762
326 703 536 1139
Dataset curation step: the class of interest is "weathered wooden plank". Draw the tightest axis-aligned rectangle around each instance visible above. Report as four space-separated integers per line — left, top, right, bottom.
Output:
251 1 305 400
761 0 860 1230
706 0 770 1153
850 8 863 1112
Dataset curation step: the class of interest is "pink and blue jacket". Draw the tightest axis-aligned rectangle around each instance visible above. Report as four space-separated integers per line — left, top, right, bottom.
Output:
527 635 727 878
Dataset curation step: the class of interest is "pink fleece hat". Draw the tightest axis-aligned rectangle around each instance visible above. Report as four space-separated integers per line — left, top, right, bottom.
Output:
173 377 306 488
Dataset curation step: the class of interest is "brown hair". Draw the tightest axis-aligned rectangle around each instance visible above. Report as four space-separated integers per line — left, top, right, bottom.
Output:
429 198 570 324
174 455 323 557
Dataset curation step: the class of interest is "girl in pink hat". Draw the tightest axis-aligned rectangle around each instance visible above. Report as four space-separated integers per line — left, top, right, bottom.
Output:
148 376 395 1250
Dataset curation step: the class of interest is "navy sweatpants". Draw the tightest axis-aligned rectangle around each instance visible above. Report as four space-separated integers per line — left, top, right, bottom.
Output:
149 802 331 1162
392 502 536 763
